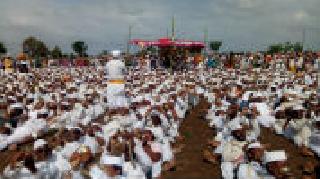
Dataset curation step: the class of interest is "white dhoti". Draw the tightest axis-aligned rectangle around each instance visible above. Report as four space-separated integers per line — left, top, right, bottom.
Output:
104 56 128 109
221 162 235 179
106 82 129 108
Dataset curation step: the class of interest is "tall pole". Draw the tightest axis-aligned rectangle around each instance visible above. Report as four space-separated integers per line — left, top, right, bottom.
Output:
302 28 306 51
171 16 175 41
127 25 132 55
204 27 208 46
204 27 208 56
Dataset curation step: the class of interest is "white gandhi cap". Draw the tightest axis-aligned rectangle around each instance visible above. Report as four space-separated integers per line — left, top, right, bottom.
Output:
111 50 121 58
101 154 123 165
264 150 286 163
247 142 261 149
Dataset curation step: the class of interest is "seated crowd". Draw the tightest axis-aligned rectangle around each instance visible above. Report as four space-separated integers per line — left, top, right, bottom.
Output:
0 62 319 178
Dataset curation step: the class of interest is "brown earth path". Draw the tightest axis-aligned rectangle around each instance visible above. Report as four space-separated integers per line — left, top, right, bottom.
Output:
260 127 320 179
162 98 221 179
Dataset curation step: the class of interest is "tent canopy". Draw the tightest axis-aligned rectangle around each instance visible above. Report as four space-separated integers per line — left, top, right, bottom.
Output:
130 37 205 48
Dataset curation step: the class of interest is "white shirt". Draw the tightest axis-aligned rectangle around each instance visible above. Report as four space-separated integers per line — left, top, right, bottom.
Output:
105 59 125 80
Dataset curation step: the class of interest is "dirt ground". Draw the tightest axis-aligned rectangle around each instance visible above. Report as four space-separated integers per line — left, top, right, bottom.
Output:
260 127 320 179
162 100 320 179
162 98 222 179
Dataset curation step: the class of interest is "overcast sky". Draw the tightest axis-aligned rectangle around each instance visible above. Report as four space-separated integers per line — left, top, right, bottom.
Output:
0 0 319 55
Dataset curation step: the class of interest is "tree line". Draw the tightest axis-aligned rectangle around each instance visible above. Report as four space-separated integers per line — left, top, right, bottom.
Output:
208 41 304 54
267 42 303 54
0 37 306 58
0 36 89 58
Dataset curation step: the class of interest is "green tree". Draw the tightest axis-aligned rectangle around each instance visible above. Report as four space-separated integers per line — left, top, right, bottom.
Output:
209 41 222 51
0 41 7 55
69 53 75 60
293 42 303 52
51 46 62 59
23 36 49 58
100 50 109 56
283 42 295 52
267 42 303 54
62 53 69 58
71 41 88 57
267 43 283 54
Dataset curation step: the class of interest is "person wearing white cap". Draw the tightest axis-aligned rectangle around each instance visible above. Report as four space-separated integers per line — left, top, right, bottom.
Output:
264 150 290 177
133 138 153 178
304 72 313 86
122 161 146 179
221 140 246 179
144 55 151 72
105 50 129 109
241 56 249 70
90 153 125 178
314 54 320 70
292 117 312 147
237 163 259 179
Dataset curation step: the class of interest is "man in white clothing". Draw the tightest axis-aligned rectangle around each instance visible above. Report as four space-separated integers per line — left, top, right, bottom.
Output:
105 50 129 109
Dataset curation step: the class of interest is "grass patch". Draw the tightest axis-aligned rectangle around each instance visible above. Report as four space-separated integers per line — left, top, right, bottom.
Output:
183 131 192 139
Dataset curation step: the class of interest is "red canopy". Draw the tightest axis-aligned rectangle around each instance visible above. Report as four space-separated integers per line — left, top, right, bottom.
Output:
130 38 205 48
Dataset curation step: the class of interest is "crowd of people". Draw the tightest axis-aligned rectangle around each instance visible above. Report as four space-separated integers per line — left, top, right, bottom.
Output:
203 66 319 178
130 51 320 72
0 49 319 178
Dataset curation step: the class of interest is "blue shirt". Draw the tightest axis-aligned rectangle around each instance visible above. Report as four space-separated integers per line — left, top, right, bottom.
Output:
207 58 216 68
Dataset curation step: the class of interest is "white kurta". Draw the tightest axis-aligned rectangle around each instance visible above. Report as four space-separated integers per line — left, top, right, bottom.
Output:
105 59 129 108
